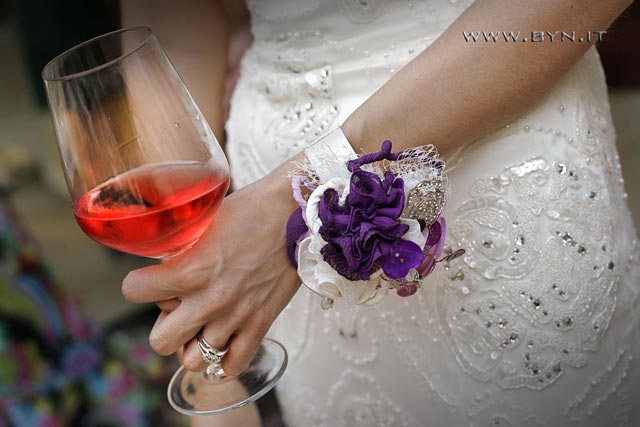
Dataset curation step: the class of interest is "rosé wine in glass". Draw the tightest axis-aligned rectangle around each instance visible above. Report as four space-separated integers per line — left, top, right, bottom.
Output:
74 161 229 258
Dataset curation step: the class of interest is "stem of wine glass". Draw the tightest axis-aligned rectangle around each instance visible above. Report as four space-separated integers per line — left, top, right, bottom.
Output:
204 361 227 381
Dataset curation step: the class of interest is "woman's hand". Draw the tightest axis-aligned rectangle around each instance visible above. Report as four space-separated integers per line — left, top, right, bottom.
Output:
121 163 300 375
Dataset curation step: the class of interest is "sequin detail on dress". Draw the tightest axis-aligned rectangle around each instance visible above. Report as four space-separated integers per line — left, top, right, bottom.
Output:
447 157 618 389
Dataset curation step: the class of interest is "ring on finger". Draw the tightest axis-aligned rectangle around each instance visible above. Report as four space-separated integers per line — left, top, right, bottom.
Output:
197 331 228 365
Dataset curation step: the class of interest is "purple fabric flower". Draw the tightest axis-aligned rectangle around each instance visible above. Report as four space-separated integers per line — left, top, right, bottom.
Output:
317 167 423 281
285 207 309 267
346 140 399 172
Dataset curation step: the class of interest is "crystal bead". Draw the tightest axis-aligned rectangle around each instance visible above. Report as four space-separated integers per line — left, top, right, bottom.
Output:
321 297 334 310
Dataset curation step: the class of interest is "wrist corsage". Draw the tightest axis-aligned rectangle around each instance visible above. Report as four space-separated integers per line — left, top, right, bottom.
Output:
286 129 463 308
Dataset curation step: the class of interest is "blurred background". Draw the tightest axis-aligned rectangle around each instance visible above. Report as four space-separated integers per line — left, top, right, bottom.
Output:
4 0 638 325
0 0 150 325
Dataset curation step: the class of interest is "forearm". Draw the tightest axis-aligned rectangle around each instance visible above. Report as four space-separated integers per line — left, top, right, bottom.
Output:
342 0 632 157
121 0 230 137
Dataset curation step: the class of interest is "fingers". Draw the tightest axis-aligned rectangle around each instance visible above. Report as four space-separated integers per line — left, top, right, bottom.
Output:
223 320 270 377
122 246 222 304
122 263 182 303
149 304 205 355
181 314 270 376
156 297 181 312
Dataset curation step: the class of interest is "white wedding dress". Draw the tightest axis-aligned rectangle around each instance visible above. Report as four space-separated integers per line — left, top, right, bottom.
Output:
225 1 640 425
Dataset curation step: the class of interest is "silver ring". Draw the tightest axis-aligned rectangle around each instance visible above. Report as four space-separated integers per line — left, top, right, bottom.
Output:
197 332 228 365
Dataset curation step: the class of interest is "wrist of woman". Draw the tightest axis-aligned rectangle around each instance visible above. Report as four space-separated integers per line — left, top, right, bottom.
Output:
340 115 366 153
264 153 304 217
269 126 358 212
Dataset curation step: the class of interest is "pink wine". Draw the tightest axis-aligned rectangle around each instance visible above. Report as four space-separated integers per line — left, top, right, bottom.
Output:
74 161 229 258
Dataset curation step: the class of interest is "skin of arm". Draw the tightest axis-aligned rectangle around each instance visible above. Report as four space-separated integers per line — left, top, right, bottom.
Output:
121 0 633 410
121 0 249 137
341 0 633 155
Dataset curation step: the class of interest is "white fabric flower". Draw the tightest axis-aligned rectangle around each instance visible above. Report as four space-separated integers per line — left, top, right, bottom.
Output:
305 176 350 234
297 234 383 305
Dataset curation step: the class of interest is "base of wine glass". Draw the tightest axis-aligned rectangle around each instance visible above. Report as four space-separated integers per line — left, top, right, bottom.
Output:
167 338 287 416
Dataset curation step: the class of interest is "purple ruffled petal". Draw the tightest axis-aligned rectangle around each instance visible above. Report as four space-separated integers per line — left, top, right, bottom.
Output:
321 240 382 281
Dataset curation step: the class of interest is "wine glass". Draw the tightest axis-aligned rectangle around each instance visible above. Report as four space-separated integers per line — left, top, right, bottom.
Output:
42 27 287 415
